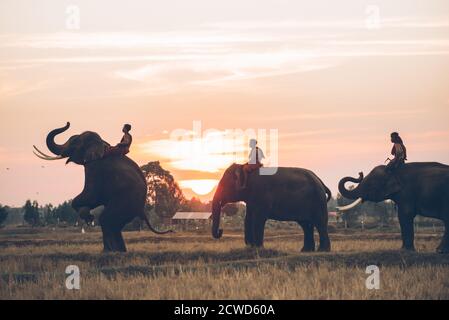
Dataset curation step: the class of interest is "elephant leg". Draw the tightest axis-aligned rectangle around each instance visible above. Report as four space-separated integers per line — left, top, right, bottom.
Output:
101 225 114 252
112 229 127 252
436 219 449 254
398 209 415 251
78 206 94 224
99 208 127 253
244 211 255 246
253 216 266 248
299 222 315 252
315 221 331 252
102 225 126 252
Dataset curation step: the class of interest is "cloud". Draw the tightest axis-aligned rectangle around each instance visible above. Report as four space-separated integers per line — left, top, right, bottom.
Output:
1 16 449 96
0 80 52 98
268 109 427 122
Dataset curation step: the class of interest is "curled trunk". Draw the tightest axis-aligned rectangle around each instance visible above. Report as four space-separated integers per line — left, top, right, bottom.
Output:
46 122 70 155
338 172 364 200
211 200 223 239
211 188 223 239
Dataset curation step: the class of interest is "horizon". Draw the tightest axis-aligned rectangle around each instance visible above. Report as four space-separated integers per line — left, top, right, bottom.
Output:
1 0 449 207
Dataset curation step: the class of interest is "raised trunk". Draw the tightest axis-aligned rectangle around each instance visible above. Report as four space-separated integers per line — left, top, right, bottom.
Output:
46 122 70 155
338 172 364 200
211 192 223 239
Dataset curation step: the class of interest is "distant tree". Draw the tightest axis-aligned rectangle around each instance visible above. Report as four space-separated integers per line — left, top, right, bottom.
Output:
54 201 78 224
141 161 185 219
180 197 211 212
376 200 396 227
42 204 57 225
23 200 40 226
337 191 361 228
327 197 338 212
222 203 246 227
4 207 23 225
222 203 239 216
0 204 8 226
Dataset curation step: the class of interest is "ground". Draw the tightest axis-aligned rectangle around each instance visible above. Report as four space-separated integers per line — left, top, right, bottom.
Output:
0 227 448 299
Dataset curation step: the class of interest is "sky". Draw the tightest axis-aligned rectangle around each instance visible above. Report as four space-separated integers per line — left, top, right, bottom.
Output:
1 0 449 206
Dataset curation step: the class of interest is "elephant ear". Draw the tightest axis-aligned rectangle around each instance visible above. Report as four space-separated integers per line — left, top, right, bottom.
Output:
384 174 401 197
233 165 244 189
83 141 107 163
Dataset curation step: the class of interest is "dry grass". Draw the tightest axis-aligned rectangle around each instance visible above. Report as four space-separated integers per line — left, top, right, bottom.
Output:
1 227 448 299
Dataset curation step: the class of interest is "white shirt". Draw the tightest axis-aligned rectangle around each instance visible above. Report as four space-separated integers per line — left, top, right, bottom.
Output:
248 147 265 164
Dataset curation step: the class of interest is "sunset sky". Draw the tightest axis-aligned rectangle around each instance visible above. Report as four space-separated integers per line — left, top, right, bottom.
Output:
1 0 449 207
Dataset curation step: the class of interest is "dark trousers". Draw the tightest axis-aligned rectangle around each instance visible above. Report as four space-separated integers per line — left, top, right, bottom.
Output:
104 146 129 157
386 158 405 173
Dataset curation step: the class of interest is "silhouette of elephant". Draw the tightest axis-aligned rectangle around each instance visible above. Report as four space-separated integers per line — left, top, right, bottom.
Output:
211 164 332 252
33 122 170 252
338 162 449 253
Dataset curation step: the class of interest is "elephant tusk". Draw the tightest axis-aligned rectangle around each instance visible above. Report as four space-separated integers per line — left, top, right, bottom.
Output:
336 197 363 211
33 150 63 160
33 145 53 158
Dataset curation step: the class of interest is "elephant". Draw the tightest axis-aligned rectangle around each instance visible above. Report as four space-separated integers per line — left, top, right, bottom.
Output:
33 122 170 252
211 164 332 252
337 162 449 253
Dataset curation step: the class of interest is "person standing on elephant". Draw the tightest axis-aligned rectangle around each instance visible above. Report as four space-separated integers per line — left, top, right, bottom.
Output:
386 132 407 173
105 124 133 157
241 139 265 188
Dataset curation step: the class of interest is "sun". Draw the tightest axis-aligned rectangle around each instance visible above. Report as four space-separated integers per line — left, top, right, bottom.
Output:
179 179 219 196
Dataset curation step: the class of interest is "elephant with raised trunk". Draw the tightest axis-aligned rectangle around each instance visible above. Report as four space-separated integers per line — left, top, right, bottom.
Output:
33 122 170 252
211 164 332 252
338 162 449 253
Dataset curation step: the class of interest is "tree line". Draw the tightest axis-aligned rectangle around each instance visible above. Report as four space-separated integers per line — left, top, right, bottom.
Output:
0 161 404 229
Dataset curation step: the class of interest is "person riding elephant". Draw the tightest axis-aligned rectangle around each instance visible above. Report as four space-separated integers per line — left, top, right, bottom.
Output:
33 122 171 252
241 139 264 189
337 162 449 253
386 132 407 173
104 124 133 157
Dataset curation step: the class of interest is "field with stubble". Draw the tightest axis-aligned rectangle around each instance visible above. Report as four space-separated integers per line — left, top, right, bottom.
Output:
1 226 449 300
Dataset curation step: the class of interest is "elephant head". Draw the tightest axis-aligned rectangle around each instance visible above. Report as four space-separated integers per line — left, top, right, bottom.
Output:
337 165 401 211
211 163 245 239
33 122 109 165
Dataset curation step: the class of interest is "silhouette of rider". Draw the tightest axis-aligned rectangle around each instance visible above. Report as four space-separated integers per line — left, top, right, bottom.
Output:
241 139 265 188
105 124 132 157
386 132 407 173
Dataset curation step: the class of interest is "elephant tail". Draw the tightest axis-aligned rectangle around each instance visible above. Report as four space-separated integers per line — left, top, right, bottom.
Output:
323 184 332 202
142 210 174 235
316 176 332 202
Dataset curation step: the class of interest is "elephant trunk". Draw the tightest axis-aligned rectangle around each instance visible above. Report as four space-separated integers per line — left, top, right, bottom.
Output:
338 172 364 200
211 189 223 239
46 122 71 155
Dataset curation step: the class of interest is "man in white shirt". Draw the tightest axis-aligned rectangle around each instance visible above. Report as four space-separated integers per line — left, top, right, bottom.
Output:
241 139 265 188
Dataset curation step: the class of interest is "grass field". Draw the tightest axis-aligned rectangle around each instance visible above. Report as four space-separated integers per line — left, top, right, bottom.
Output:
1 226 448 299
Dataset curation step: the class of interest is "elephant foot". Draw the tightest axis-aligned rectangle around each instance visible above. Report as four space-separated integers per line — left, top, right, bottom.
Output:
102 246 127 253
84 214 95 224
79 209 94 224
301 246 315 253
436 245 449 254
317 246 331 252
400 245 416 252
245 244 262 249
